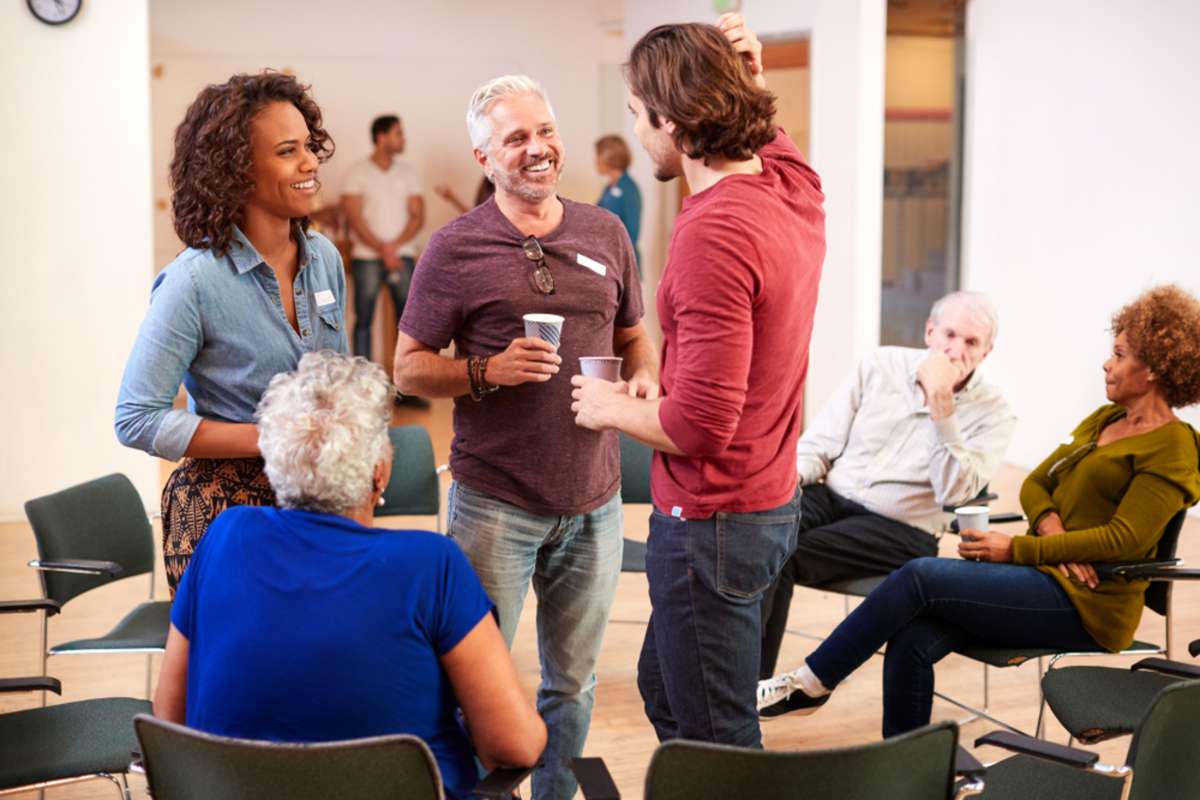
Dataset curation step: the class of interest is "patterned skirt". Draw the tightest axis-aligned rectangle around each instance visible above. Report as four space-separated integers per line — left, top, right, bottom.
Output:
161 457 275 595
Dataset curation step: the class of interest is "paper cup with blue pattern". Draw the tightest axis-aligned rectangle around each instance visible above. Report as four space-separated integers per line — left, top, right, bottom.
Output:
523 313 564 348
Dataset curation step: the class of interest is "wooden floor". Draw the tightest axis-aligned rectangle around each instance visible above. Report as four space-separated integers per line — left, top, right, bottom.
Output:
3 396 1198 799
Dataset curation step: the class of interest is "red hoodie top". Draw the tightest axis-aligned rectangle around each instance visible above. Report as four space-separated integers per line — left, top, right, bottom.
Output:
653 130 825 518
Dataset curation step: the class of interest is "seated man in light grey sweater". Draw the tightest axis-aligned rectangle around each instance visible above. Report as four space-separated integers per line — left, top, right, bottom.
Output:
758 290 1015 688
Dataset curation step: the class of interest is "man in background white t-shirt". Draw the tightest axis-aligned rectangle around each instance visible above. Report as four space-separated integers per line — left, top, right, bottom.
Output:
342 115 425 391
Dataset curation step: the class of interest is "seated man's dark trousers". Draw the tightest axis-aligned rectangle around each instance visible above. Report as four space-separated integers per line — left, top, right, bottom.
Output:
758 483 936 678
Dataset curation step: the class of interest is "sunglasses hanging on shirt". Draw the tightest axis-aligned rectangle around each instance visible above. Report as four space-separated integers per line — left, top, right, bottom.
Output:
523 235 555 295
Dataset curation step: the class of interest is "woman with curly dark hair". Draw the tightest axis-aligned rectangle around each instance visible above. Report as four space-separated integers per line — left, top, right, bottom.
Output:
758 285 1200 738
116 71 346 592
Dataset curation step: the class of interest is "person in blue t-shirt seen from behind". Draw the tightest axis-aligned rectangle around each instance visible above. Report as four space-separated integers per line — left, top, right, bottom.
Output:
153 351 545 799
595 134 643 275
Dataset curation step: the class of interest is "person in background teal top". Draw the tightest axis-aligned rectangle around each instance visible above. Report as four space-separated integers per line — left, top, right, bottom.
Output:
595 135 643 275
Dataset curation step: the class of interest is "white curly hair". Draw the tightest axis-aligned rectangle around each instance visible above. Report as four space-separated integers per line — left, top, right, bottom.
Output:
466 74 556 153
255 351 393 514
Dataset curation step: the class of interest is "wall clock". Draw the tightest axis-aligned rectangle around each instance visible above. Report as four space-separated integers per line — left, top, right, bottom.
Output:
28 0 82 26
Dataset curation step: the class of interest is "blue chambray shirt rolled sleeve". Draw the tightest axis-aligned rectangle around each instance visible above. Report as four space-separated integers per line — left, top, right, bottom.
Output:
115 261 205 461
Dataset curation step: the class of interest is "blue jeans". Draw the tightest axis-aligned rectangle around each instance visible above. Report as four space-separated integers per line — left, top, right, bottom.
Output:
638 491 801 746
351 257 414 359
447 481 623 800
806 557 1100 737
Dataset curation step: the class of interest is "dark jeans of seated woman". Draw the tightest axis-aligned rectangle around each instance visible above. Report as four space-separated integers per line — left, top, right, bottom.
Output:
805 556 1099 736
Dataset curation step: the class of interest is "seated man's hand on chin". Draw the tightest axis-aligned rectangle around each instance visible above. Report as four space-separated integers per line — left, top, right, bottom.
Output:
917 351 966 420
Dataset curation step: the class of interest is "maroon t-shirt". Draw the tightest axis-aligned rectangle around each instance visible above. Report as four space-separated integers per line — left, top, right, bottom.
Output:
654 130 825 518
400 197 644 516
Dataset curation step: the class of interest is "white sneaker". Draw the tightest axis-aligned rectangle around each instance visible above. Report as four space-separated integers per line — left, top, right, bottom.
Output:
756 673 795 711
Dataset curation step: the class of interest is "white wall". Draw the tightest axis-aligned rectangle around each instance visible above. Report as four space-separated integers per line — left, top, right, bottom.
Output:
0 2 156 520
962 0 1200 468
623 0 886 414
149 1 613 267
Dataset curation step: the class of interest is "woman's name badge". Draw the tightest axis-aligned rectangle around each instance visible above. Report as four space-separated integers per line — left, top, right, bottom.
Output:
314 290 336 307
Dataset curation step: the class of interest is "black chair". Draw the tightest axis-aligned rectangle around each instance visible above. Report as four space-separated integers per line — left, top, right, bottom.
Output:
1042 636 1200 745
617 432 653 573
969 677 1200 799
941 507 1190 736
378 425 445 532
572 721 984 799
134 714 531 800
0 597 149 798
23 473 170 698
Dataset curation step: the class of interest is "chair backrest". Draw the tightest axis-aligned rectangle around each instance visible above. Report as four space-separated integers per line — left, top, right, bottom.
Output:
644 722 959 800
23 473 154 606
619 432 653 505
134 715 443 800
1126 679 1200 800
379 426 440 518
1145 508 1188 617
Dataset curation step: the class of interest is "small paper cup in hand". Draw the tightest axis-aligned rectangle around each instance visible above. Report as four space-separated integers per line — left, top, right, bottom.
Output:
955 505 989 534
579 357 623 382
523 313 564 347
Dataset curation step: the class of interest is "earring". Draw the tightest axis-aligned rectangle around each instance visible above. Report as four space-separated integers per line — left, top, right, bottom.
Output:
377 496 386 507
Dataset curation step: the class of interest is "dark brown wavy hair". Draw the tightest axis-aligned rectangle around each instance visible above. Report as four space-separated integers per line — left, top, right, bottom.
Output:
1111 284 1200 408
169 71 334 256
625 23 776 164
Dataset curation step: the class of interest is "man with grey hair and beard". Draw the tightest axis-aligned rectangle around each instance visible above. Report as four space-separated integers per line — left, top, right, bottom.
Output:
757 290 1017 713
394 74 657 800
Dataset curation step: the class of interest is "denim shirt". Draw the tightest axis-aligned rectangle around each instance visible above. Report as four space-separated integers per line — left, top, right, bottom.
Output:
115 227 348 461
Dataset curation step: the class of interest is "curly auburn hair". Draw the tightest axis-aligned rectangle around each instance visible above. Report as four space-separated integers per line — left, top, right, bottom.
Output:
1111 284 1200 408
169 71 334 256
625 23 776 164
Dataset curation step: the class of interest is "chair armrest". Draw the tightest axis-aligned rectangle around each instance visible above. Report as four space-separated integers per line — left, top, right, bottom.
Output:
1131 657 1200 680
472 766 534 799
975 731 1098 769
942 492 999 512
28 558 124 577
0 676 62 695
571 757 621 800
0 599 61 617
1094 561 1200 580
954 745 985 779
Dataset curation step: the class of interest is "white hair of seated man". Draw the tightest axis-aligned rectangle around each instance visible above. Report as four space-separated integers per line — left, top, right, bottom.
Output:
929 290 999 347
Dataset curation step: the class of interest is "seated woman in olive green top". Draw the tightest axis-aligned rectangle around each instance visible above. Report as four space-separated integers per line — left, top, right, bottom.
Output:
758 285 1200 736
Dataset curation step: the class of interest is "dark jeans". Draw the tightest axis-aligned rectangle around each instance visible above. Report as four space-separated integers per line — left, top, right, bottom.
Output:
638 490 801 746
806 557 1099 737
351 257 414 360
759 484 937 676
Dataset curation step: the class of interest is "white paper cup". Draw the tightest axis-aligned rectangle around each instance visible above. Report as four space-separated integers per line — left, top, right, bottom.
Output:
523 313 564 347
955 505 990 534
579 356 623 381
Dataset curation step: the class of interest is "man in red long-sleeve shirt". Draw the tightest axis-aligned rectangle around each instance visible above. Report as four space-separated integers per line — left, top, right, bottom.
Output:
571 15 825 746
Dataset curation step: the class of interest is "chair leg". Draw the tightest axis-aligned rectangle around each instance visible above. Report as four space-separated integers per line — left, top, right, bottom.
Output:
982 662 989 712
40 613 49 710
1034 655 1047 738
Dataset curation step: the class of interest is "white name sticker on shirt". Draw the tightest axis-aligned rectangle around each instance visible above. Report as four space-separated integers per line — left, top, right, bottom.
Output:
314 290 336 308
575 253 606 277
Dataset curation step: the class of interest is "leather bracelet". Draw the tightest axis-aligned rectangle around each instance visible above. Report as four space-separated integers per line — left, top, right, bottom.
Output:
468 355 499 402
